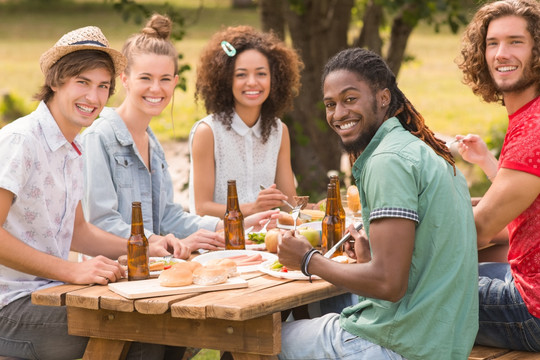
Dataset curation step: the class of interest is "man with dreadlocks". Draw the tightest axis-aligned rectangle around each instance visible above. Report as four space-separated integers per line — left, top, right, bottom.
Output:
455 0 540 352
276 48 478 360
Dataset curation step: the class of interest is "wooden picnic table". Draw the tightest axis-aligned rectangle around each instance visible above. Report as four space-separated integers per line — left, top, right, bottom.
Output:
31 268 346 359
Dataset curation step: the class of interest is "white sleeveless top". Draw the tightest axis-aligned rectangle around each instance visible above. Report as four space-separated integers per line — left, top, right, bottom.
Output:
188 112 283 214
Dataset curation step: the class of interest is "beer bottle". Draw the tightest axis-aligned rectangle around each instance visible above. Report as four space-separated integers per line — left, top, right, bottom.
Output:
224 180 245 250
127 201 149 280
330 175 346 237
322 183 343 257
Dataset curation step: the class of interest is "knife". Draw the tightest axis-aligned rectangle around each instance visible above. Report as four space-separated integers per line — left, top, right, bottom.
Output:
324 222 364 258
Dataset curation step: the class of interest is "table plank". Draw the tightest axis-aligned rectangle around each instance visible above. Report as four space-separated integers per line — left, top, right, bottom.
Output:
209 276 345 321
134 293 199 314
67 284 113 309
100 289 136 313
170 275 292 320
497 351 540 359
67 307 281 356
468 345 511 359
31 284 88 306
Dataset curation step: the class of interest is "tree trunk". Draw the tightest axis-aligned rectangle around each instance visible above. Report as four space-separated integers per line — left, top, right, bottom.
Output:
354 0 383 55
282 0 354 196
385 4 417 76
259 0 286 40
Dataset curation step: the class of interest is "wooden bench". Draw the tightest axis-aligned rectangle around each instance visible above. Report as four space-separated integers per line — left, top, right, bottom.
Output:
469 345 540 359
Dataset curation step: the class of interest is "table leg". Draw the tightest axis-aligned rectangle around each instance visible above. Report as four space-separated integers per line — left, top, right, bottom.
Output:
82 338 131 360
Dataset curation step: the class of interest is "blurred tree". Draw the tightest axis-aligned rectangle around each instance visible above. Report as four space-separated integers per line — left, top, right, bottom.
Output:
260 0 470 195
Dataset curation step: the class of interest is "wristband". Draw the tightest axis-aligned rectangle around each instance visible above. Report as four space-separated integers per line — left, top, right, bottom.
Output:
301 248 321 282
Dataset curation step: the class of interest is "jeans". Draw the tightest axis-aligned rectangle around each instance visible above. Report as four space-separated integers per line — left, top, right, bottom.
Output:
477 262 540 351
0 295 179 359
279 313 406 360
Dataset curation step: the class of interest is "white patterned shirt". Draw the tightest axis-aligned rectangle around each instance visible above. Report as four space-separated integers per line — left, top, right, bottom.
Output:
0 101 83 308
188 112 283 214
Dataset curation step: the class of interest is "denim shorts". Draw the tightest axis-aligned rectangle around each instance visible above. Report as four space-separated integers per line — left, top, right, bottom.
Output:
0 295 177 359
477 262 540 351
279 313 406 360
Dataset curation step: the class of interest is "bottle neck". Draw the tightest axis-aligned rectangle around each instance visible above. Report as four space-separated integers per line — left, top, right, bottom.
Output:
326 185 337 215
226 183 240 212
131 205 144 235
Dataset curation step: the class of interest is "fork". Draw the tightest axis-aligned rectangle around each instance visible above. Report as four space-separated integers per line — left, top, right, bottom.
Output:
254 218 271 234
259 185 312 221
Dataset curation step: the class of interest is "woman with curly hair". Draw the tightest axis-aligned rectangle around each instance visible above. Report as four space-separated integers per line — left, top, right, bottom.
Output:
189 25 303 218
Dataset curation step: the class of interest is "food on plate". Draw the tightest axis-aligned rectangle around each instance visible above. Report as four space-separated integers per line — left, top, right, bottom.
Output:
347 185 361 212
247 232 266 244
193 265 228 285
298 227 321 247
159 266 193 287
278 211 305 226
268 260 289 273
225 253 266 266
264 228 282 253
149 261 165 272
206 258 238 277
300 209 325 222
332 255 355 264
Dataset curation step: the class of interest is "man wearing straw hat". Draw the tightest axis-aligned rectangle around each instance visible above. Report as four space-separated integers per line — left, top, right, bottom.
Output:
0 26 180 359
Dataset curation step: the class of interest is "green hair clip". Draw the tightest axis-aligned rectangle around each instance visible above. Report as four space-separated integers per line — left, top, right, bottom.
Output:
221 41 236 57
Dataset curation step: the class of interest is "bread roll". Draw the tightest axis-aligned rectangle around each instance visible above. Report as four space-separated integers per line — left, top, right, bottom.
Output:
299 209 325 221
278 211 305 226
347 185 361 212
206 258 237 277
192 265 228 285
174 261 202 273
159 266 193 287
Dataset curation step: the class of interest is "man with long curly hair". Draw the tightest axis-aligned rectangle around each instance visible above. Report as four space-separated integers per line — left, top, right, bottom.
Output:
456 0 540 352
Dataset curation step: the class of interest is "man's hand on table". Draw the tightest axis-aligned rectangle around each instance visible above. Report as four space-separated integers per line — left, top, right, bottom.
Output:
149 234 191 259
277 230 312 271
70 255 125 285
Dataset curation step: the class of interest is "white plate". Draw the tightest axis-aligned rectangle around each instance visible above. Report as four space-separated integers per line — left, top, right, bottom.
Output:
149 257 185 276
192 250 277 273
257 259 321 281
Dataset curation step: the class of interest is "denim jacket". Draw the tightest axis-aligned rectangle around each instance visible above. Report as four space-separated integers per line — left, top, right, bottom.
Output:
81 107 219 240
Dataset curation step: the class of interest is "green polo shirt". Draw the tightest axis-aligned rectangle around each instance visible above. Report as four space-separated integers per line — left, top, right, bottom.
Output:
340 117 478 360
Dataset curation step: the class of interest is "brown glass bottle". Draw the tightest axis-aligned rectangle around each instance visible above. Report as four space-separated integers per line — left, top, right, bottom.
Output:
224 180 245 250
127 202 149 281
330 175 346 237
322 183 343 257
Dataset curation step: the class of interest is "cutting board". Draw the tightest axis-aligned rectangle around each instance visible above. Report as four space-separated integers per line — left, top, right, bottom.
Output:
108 277 248 299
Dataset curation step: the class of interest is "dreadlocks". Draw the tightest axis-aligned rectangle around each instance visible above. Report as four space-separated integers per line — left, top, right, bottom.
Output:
322 48 456 174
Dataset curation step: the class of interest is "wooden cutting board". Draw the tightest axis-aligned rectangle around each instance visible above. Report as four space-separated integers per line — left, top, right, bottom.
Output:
108 277 248 299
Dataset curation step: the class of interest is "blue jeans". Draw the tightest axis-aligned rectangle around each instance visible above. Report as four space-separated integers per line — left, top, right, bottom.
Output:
477 262 540 351
279 313 406 359
0 295 177 359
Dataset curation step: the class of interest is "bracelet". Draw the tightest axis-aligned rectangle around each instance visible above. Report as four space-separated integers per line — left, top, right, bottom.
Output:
301 248 321 282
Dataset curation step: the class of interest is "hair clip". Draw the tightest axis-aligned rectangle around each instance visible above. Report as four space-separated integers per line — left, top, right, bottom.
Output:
221 41 236 57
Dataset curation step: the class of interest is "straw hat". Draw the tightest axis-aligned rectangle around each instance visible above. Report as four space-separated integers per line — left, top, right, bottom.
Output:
39 26 126 75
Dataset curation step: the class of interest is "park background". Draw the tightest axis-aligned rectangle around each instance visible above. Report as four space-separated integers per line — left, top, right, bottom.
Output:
0 0 508 202
0 1 508 358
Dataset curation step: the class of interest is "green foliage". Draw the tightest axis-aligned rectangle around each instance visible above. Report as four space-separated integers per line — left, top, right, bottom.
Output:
112 0 192 92
0 92 32 126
